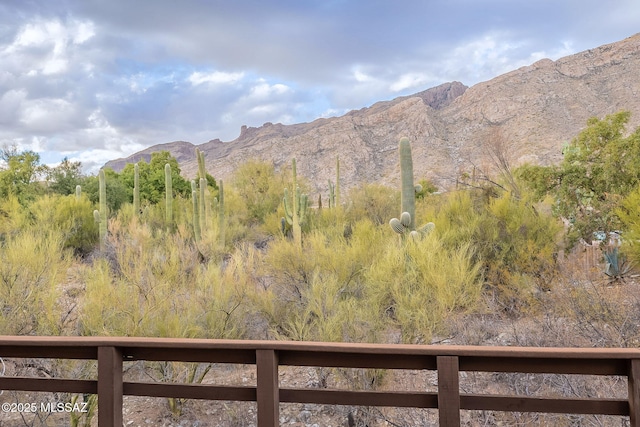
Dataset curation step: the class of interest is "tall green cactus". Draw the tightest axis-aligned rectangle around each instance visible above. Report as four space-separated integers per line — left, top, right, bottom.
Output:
328 155 340 208
191 180 201 242
133 162 140 214
196 148 206 180
196 148 207 226
216 180 225 249
93 169 107 251
283 158 308 247
389 137 434 239
75 184 82 200
165 163 173 226
199 177 206 228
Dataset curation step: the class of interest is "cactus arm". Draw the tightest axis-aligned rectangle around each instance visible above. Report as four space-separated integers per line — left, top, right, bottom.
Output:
298 192 308 225
75 184 82 200
283 188 294 225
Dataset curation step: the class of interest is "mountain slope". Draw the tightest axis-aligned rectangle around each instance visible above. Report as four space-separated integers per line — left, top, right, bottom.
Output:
105 33 640 194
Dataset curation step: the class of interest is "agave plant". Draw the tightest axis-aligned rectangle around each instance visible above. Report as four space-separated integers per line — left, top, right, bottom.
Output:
603 246 633 282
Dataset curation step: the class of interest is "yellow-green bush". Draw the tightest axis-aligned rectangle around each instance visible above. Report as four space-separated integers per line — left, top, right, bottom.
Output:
259 219 387 343
346 183 399 225
428 189 561 314
79 218 250 338
30 194 98 256
366 232 482 343
0 229 71 335
231 159 288 226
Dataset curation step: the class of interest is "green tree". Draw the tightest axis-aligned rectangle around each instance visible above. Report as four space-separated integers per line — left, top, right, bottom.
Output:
232 160 285 225
0 147 48 203
120 152 190 204
517 111 640 245
48 157 83 196
82 169 129 213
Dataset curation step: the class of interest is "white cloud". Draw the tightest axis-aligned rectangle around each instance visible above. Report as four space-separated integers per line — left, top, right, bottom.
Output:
5 18 95 76
248 81 291 99
390 72 435 92
353 68 374 83
20 98 78 133
188 70 244 86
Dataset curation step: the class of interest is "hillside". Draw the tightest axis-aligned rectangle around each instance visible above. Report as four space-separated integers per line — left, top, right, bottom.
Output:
105 33 640 193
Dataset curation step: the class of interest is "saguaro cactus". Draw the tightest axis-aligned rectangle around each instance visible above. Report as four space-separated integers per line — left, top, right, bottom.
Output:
165 163 173 226
215 180 225 249
191 180 201 242
199 177 206 228
196 148 207 226
389 137 434 239
93 169 107 251
328 156 340 208
133 163 140 213
283 158 308 247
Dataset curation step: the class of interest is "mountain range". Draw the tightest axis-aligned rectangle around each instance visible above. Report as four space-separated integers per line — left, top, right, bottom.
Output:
105 33 640 194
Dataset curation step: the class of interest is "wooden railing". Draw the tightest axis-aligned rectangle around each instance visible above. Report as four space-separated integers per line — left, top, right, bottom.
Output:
1 336 639 426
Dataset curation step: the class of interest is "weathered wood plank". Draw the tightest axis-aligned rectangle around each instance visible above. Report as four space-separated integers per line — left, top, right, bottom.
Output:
0 377 95 393
437 355 460 427
256 349 279 427
97 346 123 427
461 394 628 415
123 382 256 401
280 388 438 408
629 359 640 426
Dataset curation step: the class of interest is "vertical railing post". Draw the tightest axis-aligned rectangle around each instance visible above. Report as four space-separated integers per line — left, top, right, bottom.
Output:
630 359 640 427
257 349 279 427
98 346 123 427
437 355 460 427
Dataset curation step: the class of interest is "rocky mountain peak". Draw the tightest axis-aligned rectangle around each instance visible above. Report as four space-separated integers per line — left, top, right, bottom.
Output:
105 33 640 197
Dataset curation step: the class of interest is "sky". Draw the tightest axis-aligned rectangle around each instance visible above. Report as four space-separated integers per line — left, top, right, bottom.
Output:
0 1 639 173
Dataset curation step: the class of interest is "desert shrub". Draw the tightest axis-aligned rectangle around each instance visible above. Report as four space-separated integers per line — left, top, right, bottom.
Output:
80 218 250 338
615 186 640 268
79 217 253 416
428 189 561 315
0 194 31 238
366 232 482 343
29 194 98 256
231 159 287 225
260 219 386 343
0 229 71 335
346 184 399 225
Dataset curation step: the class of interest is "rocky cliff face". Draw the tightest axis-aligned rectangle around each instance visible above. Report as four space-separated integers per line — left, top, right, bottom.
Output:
105 33 640 196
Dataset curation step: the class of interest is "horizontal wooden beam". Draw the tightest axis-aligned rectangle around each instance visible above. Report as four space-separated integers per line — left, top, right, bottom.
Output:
123 382 256 401
459 357 628 376
0 377 96 393
278 350 435 370
460 394 628 415
280 388 438 408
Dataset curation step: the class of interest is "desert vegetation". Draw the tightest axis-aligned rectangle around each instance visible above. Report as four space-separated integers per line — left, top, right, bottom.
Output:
2 112 640 425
